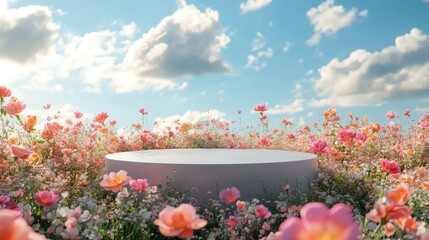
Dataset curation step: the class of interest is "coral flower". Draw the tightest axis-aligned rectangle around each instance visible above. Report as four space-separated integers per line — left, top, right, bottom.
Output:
154 204 207 239
5 100 26 116
93 112 109 124
10 145 32 158
236 200 246 209
386 183 409 205
0 85 12 98
0 209 46 240
129 178 149 193
35 191 59 207
255 205 272 219
279 202 361 240
226 216 238 227
380 159 400 174
100 170 131 193
309 139 328 153
254 104 267 112
23 115 37 132
337 128 356 147
219 187 241 204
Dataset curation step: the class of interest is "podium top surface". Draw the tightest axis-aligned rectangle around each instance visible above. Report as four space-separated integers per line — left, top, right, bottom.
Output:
105 149 317 165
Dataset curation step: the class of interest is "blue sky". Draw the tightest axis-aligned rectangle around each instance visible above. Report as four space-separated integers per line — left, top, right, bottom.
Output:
2 0 429 130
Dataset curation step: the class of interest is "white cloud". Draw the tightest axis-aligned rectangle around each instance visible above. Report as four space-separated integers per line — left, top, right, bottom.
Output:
293 83 303 97
297 117 306 126
120 22 137 38
0 4 59 63
423 0 429 3
119 4 230 83
240 0 272 13
2 2 231 94
313 28 429 107
245 32 273 71
306 0 364 46
415 107 429 115
152 109 226 133
358 9 368 17
265 99 304 115
283 41 291 52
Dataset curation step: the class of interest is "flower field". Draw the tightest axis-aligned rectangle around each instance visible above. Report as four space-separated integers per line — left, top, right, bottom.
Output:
1 84 429 240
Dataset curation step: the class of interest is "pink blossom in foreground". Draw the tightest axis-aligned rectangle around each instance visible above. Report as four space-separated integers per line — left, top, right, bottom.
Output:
100 170 131 193
279 202 361 240
380 159 400 174
129 178 149 193
10 145 32 158
219 187 240 204
35 191 59 207
154 204 207 239
0 85 12 98
309 139 328 153
255 205 271 219
5 100 26 116
254 104 267 112
0 209 46 240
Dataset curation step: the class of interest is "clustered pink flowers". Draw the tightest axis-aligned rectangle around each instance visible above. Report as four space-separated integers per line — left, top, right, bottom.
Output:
366 183 427 238
1 84 429 239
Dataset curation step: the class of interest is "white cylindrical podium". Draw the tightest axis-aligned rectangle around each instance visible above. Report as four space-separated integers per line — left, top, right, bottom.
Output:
105 149 318 201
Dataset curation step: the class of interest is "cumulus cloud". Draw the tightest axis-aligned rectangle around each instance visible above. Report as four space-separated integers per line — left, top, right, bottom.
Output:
240 0 272 13
245 32 273 71
110 4 231 92
306 0 365 46
152 109 226 133
265 99 304 115
312 28 429 107
0 4 59 63
2 2 231 94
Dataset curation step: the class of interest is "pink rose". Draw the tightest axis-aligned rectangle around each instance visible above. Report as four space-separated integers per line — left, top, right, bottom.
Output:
35 190 59 207
5 100 26 116
309 139 328 153
100 170 131 193
219 187 240 204
154 204 207 239
255 205 271 219
380 159 400 174
129 178 149 193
